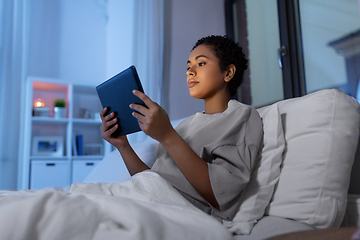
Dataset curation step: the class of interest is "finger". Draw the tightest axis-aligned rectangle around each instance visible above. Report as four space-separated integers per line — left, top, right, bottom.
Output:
100 107 108 120
102 124 119 140
103 111 115 122
132 90 155 107
100 117 117 133
101 107 115 121
129 103 148 116
104 117 118 130
132 111 146 124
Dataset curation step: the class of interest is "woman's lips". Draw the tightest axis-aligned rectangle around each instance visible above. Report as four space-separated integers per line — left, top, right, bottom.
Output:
188 80 198 88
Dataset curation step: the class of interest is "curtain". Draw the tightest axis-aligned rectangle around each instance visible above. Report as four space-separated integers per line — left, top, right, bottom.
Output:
128 0 164 143
0 0 28 190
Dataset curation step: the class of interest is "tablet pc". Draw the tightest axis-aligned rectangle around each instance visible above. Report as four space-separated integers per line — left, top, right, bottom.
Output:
96 65 145 137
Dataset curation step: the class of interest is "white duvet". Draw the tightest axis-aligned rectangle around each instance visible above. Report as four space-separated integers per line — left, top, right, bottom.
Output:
0 171 232 240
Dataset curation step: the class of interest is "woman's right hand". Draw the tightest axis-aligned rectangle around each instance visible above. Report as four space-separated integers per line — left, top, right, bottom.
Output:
99 107 150 176
100 107 128 149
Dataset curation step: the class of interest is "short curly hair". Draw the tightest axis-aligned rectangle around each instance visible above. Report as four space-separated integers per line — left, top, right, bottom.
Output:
192 35 248 96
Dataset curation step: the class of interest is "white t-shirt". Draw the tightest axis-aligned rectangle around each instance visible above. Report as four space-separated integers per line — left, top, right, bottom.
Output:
151 100 263 221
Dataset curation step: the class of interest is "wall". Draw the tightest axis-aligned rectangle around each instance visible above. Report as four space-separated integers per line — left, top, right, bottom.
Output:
59 0 107 85
106 0 135 79
28 0 134 86
28 0 61 78
162 0 226 120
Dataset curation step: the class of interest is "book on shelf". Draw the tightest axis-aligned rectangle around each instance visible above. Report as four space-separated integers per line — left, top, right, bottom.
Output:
72 134 78 156
76 135 83 156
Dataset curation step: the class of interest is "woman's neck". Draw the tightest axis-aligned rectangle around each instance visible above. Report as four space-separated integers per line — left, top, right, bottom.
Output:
204 95 231 114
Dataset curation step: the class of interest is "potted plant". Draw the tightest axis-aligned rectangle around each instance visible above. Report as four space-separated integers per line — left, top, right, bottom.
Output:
54 98 66 118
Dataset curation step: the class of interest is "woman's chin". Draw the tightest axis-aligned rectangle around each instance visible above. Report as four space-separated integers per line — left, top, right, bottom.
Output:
189 90 202 99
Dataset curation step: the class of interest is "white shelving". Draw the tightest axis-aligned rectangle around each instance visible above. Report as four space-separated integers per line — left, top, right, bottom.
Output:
20 77 112 190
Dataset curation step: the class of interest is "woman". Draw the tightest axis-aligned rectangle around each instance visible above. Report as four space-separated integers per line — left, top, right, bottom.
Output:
100 35 263 221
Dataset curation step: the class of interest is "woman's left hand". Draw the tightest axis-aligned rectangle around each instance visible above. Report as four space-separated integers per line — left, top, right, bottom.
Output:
130 90 174 142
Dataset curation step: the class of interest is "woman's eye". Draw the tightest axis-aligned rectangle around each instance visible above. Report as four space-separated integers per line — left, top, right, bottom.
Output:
187 66 190 71
199 62 206 66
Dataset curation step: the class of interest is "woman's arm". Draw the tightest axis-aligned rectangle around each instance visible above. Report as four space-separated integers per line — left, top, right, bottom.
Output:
160 131 220 209
100 108 150 176
130 90 219 209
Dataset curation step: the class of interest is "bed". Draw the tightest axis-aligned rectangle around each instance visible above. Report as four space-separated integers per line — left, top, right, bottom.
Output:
0 171 232 240
0 88 359 240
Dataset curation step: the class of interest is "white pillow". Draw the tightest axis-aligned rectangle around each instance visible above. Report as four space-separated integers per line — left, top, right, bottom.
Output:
84 137 158 183
84 117 188 183
266 89 360 228
225 103 285 234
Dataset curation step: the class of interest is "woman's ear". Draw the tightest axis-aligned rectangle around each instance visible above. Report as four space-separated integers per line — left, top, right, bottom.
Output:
224 64 236 82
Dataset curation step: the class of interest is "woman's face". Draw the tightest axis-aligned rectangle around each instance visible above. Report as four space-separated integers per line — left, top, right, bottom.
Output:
186 44 228 101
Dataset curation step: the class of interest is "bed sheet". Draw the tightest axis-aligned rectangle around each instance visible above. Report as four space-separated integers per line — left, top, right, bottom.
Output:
0 170 232 240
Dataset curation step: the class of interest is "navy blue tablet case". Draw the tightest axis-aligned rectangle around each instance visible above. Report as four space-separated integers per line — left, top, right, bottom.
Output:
96 65 145 137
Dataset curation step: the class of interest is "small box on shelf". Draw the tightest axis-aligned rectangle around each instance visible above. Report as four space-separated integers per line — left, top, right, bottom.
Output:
33 107 51 117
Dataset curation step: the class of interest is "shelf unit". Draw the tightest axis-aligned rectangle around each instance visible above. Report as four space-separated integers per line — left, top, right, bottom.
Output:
20 77 112 190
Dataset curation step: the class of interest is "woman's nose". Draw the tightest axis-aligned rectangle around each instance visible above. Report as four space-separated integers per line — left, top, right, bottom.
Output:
187 66 196 76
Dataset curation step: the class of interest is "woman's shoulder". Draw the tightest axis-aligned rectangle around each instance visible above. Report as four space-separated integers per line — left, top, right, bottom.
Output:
174 114 196 130
225 100 263 147
226 100 260 119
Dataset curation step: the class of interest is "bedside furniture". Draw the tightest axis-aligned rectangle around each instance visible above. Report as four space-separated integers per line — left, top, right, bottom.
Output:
20 77 112 190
